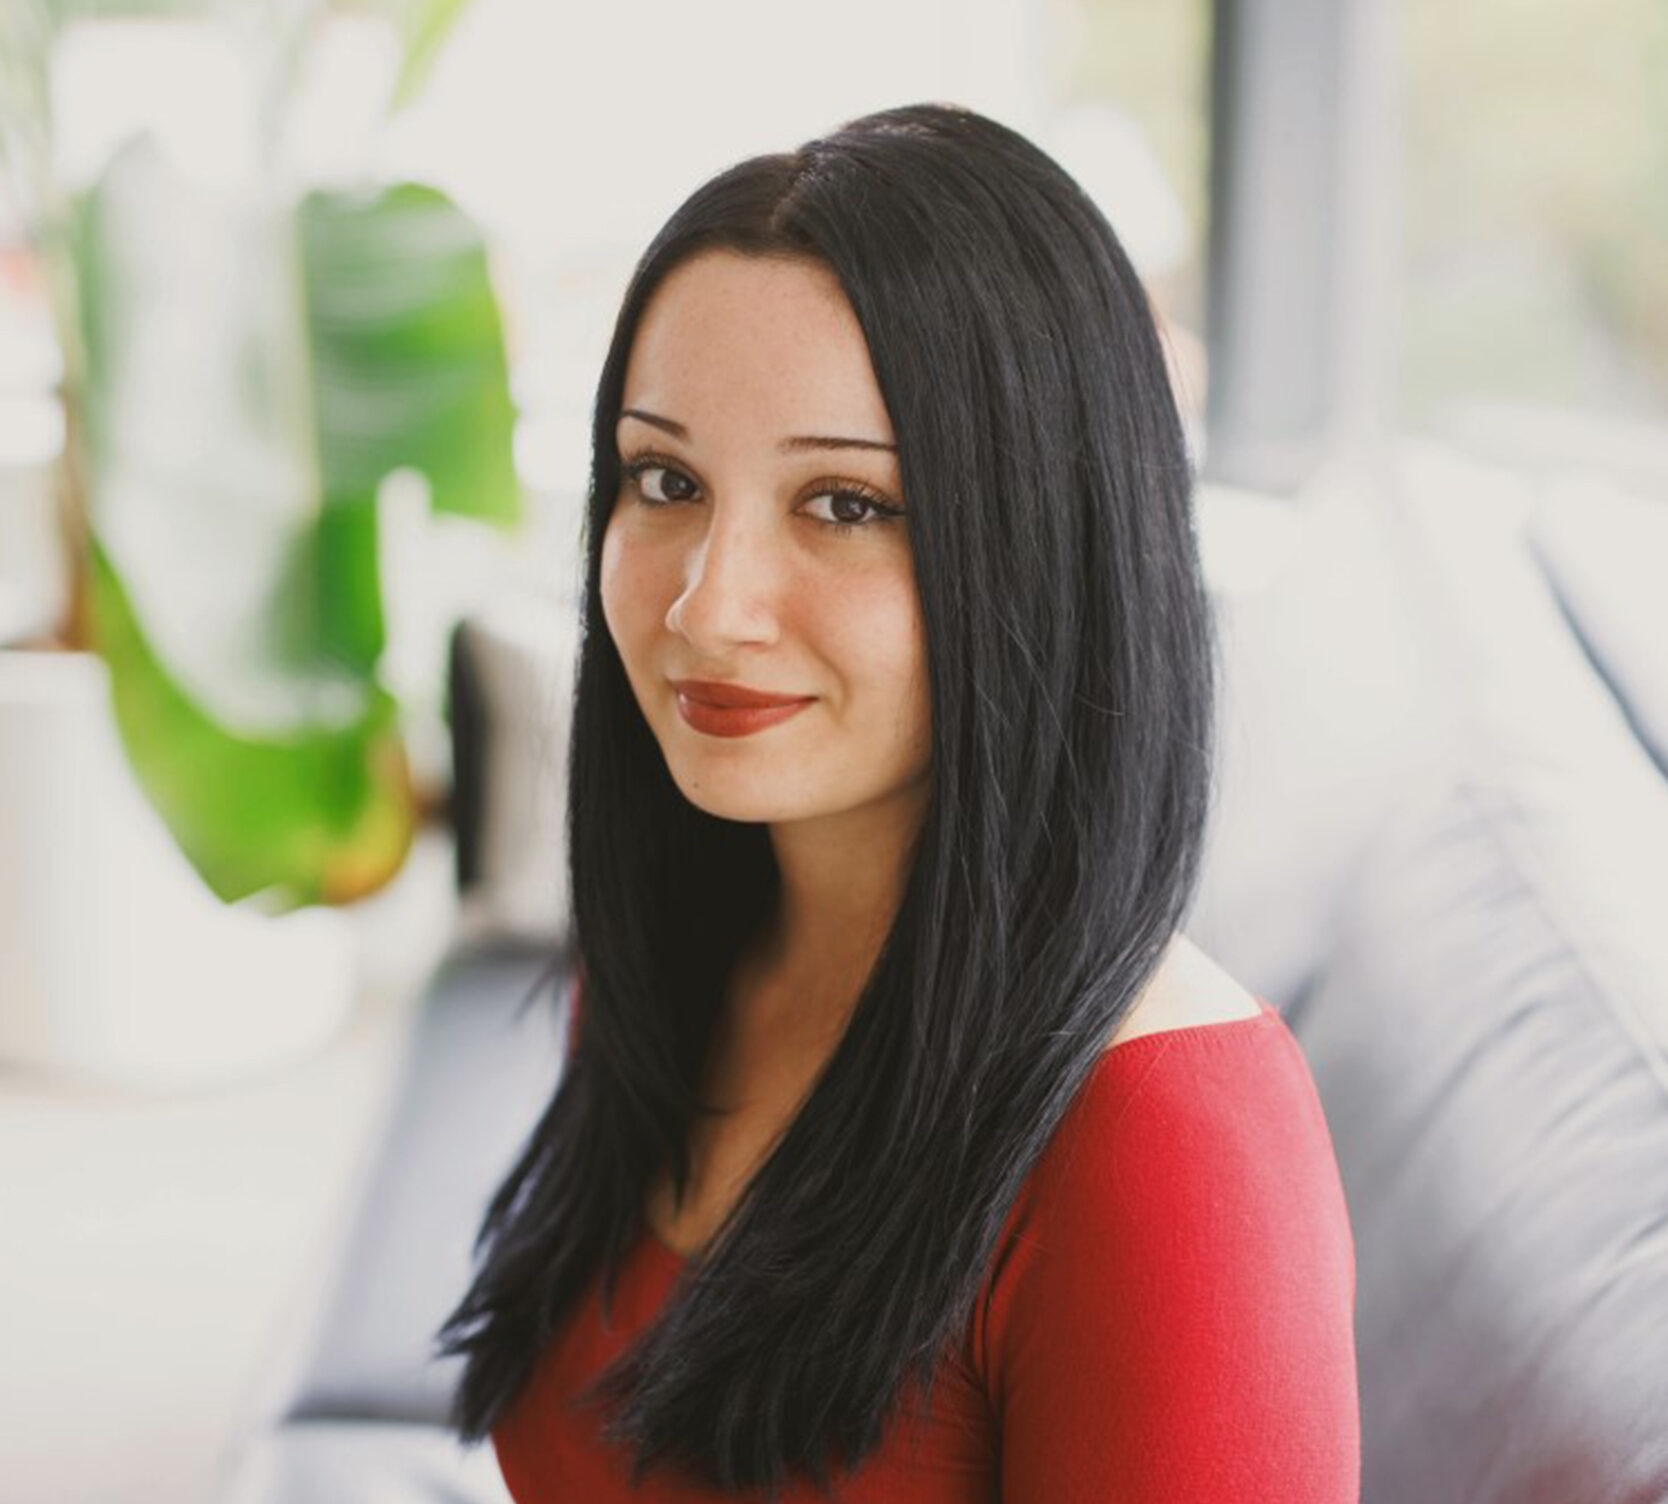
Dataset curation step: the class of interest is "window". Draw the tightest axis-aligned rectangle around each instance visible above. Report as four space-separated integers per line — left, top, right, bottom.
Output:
1402 0 1668 490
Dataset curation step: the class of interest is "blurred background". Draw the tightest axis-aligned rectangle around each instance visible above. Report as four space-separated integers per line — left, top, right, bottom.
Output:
2 2 1666 1502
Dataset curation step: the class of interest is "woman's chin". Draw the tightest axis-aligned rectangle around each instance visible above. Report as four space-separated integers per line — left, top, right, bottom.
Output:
667 768 803 825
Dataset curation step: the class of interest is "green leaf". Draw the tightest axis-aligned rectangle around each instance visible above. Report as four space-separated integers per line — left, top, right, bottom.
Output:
74 135 345 733
385 0 475 112
300 180 521 672
301 181 520 526
89 533 415 907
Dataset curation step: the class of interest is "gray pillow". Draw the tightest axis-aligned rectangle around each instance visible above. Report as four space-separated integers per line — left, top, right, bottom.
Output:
1527 477 1668 780
274 946 567 1427
222 1419 512 1504
1192 470 1464 1009
1289 743 1668 1504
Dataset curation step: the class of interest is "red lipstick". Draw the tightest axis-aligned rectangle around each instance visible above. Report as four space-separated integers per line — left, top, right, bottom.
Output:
671 679 815 738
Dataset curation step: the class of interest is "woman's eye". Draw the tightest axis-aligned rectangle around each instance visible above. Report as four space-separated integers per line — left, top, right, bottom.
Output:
624 461 698 505
622 459 899 530
801 490 898 528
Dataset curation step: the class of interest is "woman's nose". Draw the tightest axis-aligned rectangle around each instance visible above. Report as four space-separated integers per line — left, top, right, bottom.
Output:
663 505 782 651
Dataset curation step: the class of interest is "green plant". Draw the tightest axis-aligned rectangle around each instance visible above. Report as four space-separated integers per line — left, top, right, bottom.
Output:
0 0 521 905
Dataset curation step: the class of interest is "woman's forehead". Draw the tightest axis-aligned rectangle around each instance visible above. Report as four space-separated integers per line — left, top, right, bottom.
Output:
623 251 896 448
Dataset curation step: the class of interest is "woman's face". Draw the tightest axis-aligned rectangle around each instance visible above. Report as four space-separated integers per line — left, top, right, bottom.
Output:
601 249 931 832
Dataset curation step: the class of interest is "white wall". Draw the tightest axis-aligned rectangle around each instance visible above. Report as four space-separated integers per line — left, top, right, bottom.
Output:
384 0 1048 264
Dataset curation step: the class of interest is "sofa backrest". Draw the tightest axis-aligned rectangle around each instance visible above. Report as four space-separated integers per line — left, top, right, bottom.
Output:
1191 458 1471 1006
1278 447 1668 1502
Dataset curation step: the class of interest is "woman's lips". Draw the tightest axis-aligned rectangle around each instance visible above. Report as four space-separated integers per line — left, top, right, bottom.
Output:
674 689 815 738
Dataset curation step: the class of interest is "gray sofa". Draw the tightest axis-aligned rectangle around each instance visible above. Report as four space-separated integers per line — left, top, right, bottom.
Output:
222 444 1668 1503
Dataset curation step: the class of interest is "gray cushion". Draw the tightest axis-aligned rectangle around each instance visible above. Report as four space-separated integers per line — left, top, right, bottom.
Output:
279 944 569 1426
450 595 580 947
1289 743 1668 1503
222 1419 511 1504
1192 466 1467 1007
1527 476 1668 779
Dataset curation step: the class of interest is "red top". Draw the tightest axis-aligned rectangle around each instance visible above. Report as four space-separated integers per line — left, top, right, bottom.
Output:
493 998 1360 1502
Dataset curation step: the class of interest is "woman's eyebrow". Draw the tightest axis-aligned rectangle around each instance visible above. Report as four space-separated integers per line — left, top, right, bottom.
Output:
619 408 896 454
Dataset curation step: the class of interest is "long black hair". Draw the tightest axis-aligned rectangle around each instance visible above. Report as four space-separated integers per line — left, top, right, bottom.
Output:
436 100 1218 1498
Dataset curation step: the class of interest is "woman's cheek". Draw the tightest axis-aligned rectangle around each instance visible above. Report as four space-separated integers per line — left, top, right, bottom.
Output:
827 566 927 690
868 565 927 677
599 513 651 654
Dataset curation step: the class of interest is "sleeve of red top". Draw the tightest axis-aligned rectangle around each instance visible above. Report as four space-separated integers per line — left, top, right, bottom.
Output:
981 1025 1360 1503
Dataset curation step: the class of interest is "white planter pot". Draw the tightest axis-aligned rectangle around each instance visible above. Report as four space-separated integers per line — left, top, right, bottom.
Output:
0 649 355 1091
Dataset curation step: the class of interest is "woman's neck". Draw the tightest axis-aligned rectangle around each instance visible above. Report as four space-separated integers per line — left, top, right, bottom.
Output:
741 778 927 1052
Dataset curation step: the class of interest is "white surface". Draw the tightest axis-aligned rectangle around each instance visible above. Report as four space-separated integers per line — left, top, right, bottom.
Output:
0 650 355 1088
0 830 458 1504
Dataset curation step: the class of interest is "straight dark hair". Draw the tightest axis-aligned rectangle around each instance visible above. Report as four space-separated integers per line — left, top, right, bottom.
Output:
437 100 1218 1498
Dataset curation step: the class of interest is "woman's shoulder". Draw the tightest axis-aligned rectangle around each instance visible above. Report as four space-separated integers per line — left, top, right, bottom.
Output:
972 944 1360 1495
1052 934 1327 1201
1024 948 1305 1244
973 932 1350 1338
1099 932 1264 1054
968 940 1356 1453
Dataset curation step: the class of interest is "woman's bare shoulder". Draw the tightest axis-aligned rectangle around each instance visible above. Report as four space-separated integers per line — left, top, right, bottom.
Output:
1104 933 1261 1053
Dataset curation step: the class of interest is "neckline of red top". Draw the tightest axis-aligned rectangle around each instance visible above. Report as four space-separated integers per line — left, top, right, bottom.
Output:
641 995 1281 1267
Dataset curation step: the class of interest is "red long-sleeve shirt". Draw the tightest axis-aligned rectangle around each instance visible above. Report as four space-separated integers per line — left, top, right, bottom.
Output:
493 998 1360 1502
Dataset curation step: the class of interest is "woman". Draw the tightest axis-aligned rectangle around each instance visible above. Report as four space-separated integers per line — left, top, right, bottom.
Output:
438 101 1359 1502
